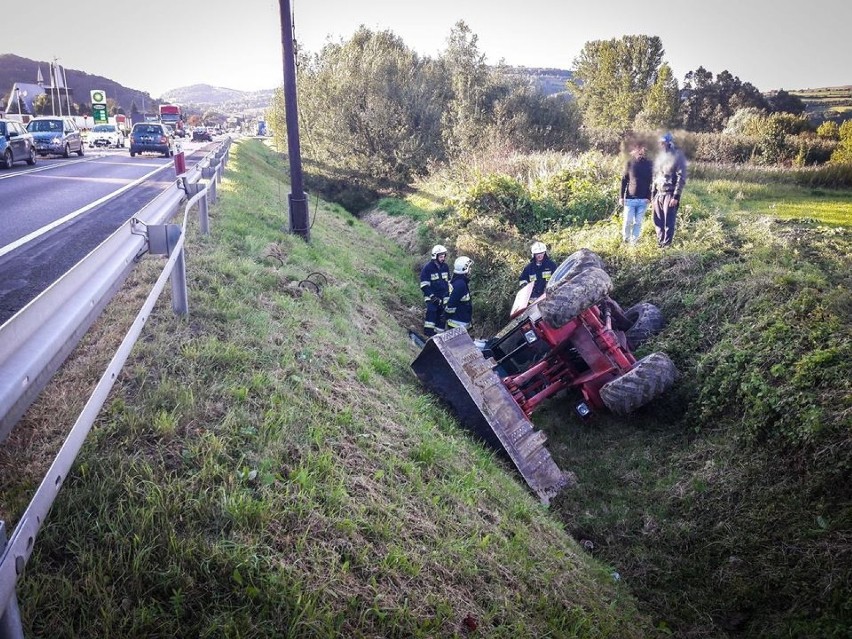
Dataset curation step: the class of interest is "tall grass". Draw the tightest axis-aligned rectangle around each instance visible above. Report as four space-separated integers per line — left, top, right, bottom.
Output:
376 149 852 637
0 140 655 638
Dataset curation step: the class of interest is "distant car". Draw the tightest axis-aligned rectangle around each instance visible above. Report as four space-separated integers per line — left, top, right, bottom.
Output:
129 122 174 158
88 124 125 148
26 117 84 158
192 127 212 142
0 119 37 168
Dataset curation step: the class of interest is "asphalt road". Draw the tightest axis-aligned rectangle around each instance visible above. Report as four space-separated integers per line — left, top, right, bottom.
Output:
0 141 212 324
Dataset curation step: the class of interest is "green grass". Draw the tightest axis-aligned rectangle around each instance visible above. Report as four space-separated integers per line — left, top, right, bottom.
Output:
3 139 654 638
372 153 851 637
688 178 852 226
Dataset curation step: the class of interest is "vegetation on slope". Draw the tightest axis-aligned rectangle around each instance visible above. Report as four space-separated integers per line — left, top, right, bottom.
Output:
0 139 654 638
373 152 851 637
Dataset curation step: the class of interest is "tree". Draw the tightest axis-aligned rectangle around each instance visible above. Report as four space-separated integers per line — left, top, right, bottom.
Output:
130 100 139 114
816 120 840 140
634 62 680 130
768 89 805 115
33 93 50 116
681 67 769 131
830 120 852 164
569 35 666 131
289 26 448 185
440 21 490 158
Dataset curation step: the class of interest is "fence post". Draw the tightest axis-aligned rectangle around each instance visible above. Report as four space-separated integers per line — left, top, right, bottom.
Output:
0 523 24 639
199 191 210 236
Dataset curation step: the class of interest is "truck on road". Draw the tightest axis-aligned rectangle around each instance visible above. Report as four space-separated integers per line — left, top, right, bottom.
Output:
159 104 185 137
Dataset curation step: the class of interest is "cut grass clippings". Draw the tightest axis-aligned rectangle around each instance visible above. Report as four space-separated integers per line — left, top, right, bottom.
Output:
0 139 656 638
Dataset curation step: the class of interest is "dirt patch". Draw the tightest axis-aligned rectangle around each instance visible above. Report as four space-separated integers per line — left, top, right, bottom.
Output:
361 209 422 254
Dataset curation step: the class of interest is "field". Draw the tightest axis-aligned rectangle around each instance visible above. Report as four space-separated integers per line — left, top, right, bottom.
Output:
790 85 852 120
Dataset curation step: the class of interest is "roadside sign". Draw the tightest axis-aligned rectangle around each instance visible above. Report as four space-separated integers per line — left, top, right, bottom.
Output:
90 90 106 105
92 104 108 124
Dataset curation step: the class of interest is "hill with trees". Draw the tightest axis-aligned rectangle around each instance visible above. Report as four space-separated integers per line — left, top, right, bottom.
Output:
0 54 155 115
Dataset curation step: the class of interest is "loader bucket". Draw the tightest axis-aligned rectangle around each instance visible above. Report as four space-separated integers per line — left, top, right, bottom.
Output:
411 328 570 504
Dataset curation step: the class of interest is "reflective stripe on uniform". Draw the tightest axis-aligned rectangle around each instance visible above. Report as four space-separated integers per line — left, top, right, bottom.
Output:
446 319 470 329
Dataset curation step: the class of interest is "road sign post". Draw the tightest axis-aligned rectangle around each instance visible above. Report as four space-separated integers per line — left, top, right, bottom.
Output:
90 90 108 125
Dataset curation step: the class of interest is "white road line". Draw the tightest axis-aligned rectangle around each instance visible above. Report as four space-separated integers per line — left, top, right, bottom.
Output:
0 157 93 181
0 163 173 259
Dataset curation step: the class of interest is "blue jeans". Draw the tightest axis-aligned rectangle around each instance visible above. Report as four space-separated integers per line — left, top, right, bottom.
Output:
623 198 649 244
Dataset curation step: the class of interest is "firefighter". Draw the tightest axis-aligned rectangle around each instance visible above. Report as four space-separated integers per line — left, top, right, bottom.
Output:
419 244 450 336
446 256 473 330
518 241 557 298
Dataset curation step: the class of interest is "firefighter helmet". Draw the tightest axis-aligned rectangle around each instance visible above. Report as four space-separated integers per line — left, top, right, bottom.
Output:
454 256 473 275
431 244 448 260
530 241 547 256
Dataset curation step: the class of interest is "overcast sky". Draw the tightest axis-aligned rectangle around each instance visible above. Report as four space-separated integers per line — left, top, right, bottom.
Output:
4 0 850 98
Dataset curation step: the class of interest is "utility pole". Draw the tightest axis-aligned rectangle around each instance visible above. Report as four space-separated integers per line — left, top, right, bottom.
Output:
278 0 310 241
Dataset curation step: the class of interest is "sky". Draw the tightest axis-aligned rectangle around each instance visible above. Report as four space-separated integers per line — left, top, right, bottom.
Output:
4 0 850 99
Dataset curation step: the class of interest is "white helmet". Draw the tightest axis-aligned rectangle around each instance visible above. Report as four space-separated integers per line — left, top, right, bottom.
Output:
454 256 473 275
431 244 448 260
530 241 547 256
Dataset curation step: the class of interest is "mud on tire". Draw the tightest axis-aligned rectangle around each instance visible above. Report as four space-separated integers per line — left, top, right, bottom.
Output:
600 352 677 415
539 267 612 328
625 302 665 351
547 248 606 290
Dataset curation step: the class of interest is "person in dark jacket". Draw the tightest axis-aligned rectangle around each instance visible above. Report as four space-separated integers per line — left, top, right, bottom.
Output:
419 244 450 336
620 141 653 245
652 132 688 247
518 242 557 298
446 256 473 330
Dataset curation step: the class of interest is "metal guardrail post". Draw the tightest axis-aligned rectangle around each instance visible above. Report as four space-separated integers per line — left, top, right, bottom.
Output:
0 524 23 639
199 191 210 235
0 139 233 624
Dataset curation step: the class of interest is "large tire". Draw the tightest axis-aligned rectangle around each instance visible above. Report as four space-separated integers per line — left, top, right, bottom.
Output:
63 144 70 158
547 248 606 290
600 352 677 415
624 302 665 351
539 266 612 328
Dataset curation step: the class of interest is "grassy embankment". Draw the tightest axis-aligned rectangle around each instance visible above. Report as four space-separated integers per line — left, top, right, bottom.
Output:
0 139 655 638
373 155 851 638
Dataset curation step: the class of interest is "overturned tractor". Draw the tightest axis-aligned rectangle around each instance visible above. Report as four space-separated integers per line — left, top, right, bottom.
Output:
412 249 676 504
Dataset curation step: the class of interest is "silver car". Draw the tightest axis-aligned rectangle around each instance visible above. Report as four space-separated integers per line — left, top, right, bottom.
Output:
27 117 85 158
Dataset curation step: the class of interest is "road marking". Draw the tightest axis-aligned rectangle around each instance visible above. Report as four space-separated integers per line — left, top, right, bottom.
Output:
0 163 173 259
0 157 93 181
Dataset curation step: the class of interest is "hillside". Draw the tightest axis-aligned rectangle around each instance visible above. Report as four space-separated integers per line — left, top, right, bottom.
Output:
0 139 654 637
790 85 852 121
161 83 275 115
0 54 154 113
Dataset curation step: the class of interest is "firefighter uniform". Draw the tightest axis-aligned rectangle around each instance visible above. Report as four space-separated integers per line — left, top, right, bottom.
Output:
446 257 473 329
420 257 450 336
518 255 557 298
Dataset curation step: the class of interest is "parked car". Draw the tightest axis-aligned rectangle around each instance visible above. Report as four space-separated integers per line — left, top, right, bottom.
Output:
26 117 84 157
129 122 174 157
88 124 125 148
192 127 212 142
0 119 37 168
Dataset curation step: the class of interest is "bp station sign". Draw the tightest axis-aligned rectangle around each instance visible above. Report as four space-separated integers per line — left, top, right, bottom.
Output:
90 90 108 124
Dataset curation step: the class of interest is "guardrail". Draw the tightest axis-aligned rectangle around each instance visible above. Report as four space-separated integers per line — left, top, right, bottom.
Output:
0 138 231 636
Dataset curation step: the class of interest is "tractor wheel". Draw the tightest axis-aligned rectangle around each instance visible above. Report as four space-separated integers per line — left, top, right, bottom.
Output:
624 302 665 351
600 352 677 415
547 248 606 291
539 266 612 328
